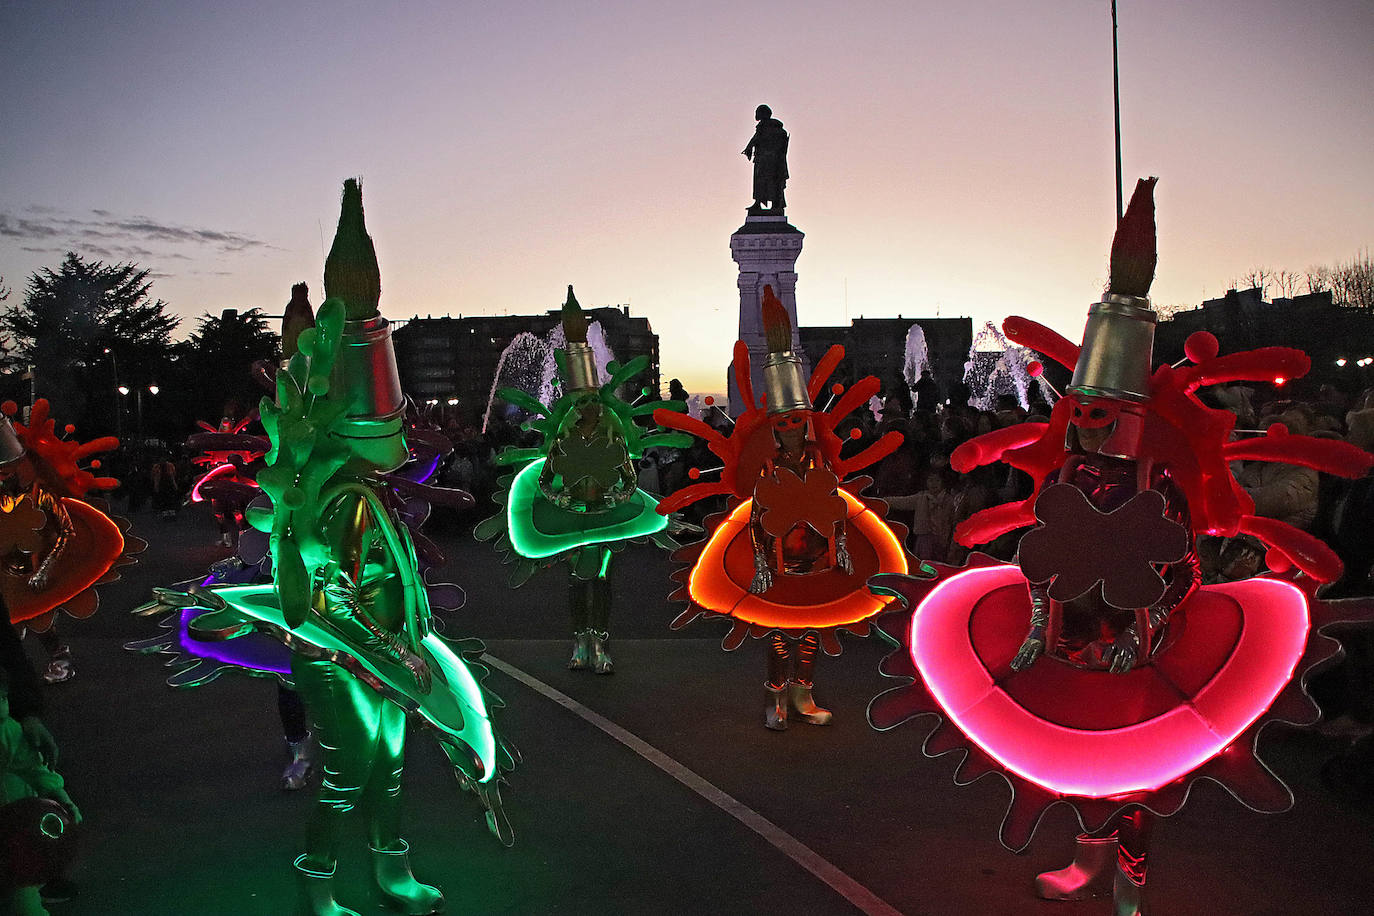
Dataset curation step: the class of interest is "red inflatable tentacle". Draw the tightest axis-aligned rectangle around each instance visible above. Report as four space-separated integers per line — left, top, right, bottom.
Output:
951 424 1050 473
954 500 1037 547
1237 515 1344 583
733 340 756 411
1003 316 1081 370
655 480 731 516
807 345 846 402
652 409 725 445
837 430 904 478
1180 348 1311 391
27 400 50 430
830 376 882 423
1223 435 1374 478
197 420 217 432
71 436 119 459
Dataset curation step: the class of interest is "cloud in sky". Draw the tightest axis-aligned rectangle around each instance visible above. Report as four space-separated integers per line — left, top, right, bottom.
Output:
0 209 274 259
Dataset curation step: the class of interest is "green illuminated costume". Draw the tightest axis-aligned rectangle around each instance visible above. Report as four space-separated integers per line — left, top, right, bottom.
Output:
139 181 514 916
475 288 693 672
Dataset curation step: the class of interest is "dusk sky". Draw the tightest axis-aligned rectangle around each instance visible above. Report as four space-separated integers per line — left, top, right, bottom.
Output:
2 1 1370 394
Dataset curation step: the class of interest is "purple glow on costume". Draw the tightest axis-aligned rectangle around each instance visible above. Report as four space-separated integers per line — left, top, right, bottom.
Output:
176 606 292 675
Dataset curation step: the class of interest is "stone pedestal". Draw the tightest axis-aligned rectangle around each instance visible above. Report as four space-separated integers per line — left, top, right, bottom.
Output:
728 214 806 416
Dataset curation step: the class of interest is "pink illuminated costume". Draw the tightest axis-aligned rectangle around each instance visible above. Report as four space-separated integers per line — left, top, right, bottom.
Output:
868 180 1374 915
186 411 268 549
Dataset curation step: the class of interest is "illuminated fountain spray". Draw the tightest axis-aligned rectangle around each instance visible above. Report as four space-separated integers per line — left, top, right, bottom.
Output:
962 321 1056 411
901 323 931 389
482 320 618 432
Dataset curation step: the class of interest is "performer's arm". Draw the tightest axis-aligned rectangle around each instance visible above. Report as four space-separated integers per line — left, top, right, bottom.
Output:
1107 474 1201 673
324 493 432 692
1009 584 1050 671
27 495 74 591
748 498 773 594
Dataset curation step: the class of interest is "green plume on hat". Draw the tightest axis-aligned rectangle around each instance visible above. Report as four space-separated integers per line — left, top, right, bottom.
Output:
323 178 381 321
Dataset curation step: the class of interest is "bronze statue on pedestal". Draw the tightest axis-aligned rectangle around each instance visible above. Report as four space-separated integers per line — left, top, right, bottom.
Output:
742 104 789 215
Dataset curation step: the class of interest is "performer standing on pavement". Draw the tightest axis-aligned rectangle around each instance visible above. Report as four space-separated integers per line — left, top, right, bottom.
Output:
654 287 909 729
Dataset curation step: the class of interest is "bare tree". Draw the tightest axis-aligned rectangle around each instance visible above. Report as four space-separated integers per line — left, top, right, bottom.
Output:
1154 301 1194 320
1271 269 1301 299
1232 267 1273 297
1304 265 1332 296
1328 253 1374 310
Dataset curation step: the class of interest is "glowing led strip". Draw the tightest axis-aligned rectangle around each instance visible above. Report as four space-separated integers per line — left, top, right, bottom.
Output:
909 565 1309 797
504 458 667 559
687 491 907 627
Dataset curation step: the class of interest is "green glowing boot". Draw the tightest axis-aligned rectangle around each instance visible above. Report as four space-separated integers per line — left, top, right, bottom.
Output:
371 840 444 915
587 629 614 675
568 630 592 670
293 854 361 916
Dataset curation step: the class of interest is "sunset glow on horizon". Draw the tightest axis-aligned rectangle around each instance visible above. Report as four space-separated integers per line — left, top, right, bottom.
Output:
2 0 1370 395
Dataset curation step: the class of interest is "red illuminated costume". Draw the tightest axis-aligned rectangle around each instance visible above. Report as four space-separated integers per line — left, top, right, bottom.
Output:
868 180 1374 915
0 400 143 636
656 287 908 729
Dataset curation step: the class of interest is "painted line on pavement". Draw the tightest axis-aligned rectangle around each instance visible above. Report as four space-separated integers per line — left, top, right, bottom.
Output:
482 652 904 916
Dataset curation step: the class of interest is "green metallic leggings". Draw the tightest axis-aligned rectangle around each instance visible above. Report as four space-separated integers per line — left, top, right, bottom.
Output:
292 656 406 862
569 546 613 633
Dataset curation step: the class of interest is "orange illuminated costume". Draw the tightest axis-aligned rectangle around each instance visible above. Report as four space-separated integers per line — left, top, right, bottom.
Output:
655 288 909 728
0 400 142 636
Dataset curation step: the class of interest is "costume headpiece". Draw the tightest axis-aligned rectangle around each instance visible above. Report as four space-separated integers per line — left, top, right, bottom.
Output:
560 286 599 392
1068 178 1159 403
760 285 811 415
0 417 24 469
281 282 315 360
323 178 407 470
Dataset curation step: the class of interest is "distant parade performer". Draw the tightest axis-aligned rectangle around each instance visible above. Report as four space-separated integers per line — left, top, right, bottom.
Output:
476 287 694 673
136 180 515 916
186 407 266 549
868 179 1374 916
0 400 144 685
654 287 909 729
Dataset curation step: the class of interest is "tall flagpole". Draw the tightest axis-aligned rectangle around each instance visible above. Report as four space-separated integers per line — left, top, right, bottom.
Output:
1112 0 1123 224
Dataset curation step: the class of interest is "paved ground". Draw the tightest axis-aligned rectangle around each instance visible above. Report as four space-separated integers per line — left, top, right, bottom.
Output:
25 503 1374 915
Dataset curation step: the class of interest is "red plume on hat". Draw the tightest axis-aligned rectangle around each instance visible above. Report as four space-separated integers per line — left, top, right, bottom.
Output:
759 285 811 414
1067 177 1160 403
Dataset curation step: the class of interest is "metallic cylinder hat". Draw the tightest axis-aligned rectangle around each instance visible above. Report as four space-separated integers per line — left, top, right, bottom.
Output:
1067 177 1161 405
322 178 408 471
559 286 600 392
0 417 25 468
1067 294 1156 402
760 285 811 415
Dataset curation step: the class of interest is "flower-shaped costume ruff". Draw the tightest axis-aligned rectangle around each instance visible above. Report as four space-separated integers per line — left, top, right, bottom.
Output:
475 287 693 672
0 399 144 632
868 179 1374 914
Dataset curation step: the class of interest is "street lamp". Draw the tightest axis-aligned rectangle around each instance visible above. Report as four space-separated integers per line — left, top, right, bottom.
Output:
105 348 123 439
